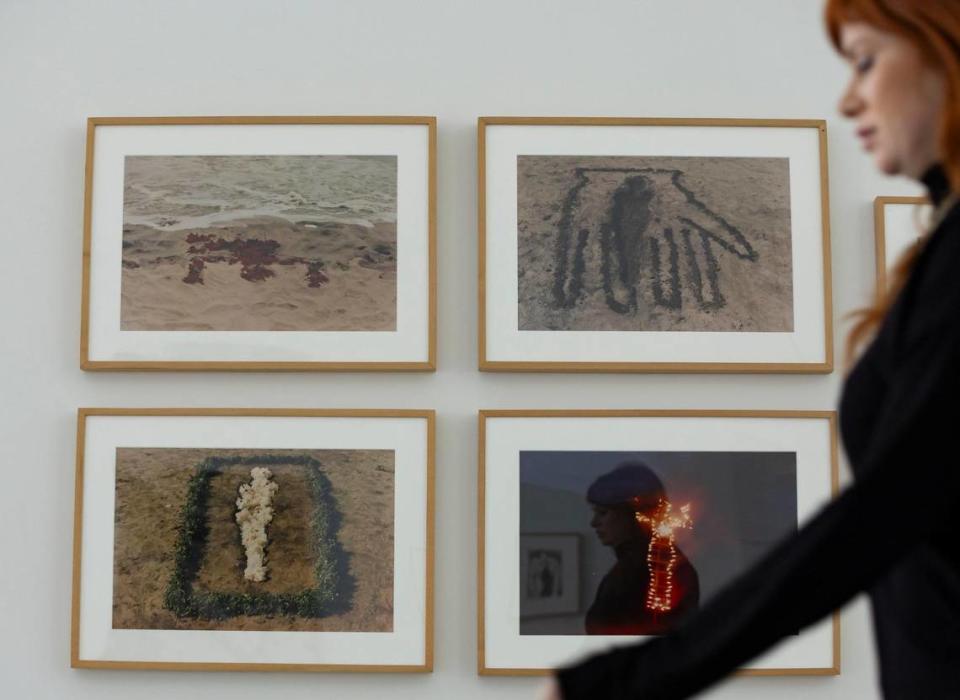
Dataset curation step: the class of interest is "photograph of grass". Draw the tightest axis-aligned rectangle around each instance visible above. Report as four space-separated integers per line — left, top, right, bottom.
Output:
120 155 398 332
113 447 395 632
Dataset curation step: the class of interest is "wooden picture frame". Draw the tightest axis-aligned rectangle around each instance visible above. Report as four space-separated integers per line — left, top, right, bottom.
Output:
478 409 840 676
72 408 435 671
81 116 436 371
479 117 833 373
873 195 930 292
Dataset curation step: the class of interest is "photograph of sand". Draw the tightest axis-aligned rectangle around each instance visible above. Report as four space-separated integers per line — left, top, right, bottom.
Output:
517 156 794 332
120 155 397 331
112 447 395 632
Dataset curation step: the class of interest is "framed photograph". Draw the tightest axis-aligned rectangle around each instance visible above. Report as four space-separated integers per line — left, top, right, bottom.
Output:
80 116 436 371
520 534 581 619
479 117 833 373
71 408 434 671
873 195 931 292
478 409 839 675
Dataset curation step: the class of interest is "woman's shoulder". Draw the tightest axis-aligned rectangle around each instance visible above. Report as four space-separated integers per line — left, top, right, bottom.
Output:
892 202 960 347
916 198 960 289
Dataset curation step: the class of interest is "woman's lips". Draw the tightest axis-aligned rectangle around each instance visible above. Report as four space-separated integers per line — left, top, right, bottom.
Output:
858 126 877 149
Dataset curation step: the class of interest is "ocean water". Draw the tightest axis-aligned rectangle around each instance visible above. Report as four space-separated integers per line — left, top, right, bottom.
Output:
123 155 397 231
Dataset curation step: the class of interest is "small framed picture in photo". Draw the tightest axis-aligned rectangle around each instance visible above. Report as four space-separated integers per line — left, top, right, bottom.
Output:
520 534 581 619
71 408 434 671
479 117 833 373
873 195 931 292
81 116 436 371
479 409 839 675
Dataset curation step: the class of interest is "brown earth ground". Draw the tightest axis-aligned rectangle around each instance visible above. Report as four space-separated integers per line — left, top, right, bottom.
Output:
120 217 397 331
517 156 794 332
112 447 395 631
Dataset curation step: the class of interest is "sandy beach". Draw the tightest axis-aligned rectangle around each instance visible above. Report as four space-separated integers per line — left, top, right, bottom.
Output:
120 154 398 331
120 218 397 331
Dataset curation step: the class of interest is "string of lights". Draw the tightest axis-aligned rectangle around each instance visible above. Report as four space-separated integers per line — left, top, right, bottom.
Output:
633 498 693 613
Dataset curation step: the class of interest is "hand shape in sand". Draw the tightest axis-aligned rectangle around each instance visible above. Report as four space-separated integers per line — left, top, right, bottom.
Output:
552 168 758 315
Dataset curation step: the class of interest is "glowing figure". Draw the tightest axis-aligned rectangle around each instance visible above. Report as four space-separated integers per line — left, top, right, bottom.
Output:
633 498 693 613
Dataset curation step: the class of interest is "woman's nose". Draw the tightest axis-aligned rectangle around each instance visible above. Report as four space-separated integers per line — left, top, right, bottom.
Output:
838 79 863 118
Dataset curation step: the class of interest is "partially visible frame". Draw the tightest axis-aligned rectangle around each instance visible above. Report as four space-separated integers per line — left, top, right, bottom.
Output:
81 116 436 371
478 409 840 676
72 408 435 672
873 195 931 292
479 117 833 373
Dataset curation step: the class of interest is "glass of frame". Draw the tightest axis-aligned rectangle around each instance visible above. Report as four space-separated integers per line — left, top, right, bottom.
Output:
479 117 833 373
873 195 931 292
478 409 839 676
71 408 434 671
80 116 436 371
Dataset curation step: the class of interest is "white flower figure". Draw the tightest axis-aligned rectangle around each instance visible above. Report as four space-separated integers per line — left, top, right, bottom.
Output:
235 467 279 582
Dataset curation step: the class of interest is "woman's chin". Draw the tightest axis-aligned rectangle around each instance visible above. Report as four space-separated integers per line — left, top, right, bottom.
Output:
874 153 899 176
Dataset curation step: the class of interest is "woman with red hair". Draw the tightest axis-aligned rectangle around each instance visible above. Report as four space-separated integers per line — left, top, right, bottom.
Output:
542 2 960 698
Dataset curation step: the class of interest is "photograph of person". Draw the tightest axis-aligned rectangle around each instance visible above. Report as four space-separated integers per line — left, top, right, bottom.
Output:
520 452 798 638
582 463 699 636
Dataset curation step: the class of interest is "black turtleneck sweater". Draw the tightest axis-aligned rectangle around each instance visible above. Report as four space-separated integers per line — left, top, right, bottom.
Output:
557 167 960 699
585 537 699 636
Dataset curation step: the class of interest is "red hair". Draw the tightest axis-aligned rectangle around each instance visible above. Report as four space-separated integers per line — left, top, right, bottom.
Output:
824 0 960 361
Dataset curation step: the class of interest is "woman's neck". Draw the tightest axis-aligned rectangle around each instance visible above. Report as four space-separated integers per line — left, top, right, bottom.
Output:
614 535 651 560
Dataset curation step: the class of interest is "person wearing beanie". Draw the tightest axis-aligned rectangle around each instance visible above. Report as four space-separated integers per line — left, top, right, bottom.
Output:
584 462 699 636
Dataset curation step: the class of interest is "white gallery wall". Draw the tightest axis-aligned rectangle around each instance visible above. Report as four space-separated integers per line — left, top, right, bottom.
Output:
0 0 924 698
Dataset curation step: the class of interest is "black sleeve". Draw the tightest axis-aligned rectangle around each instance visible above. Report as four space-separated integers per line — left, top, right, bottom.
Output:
557 313 960 700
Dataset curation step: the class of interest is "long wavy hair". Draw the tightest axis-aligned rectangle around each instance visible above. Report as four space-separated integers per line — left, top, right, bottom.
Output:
824 0 960 362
